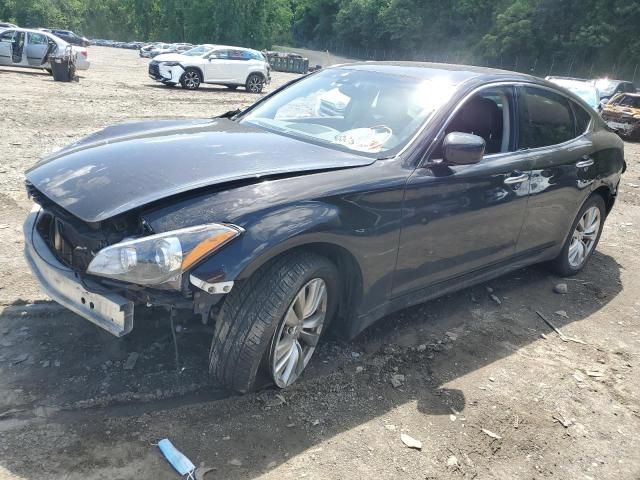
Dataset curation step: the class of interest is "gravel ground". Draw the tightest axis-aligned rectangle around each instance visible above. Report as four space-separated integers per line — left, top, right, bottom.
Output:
0 47 639 480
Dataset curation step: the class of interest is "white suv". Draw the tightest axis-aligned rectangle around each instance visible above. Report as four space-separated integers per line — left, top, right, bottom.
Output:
149 44 271 93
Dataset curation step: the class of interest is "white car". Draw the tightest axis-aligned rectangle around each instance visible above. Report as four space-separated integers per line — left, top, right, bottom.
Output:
149 44 271 93
0 27 89 71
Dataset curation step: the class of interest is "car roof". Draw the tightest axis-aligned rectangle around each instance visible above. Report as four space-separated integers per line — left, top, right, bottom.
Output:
210 45 262 54
329 61 543 86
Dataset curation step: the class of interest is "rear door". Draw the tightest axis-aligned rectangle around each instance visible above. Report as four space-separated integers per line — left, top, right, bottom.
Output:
26 32 49 66
392 85 533 297
514 85 598 254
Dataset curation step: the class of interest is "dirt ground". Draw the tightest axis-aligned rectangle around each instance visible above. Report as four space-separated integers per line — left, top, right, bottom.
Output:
0 47 639 480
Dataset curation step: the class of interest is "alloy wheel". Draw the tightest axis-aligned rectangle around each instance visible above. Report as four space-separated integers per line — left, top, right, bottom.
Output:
271 278 327 388
247 75 263 93
568 205 600 268
184 71 200 89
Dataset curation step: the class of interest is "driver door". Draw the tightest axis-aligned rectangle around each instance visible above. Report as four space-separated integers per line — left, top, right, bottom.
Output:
392 85 533 297
0 30 14 66
204 50 233 82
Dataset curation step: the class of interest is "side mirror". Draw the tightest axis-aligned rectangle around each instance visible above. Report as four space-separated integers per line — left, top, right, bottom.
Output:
443 132 485 165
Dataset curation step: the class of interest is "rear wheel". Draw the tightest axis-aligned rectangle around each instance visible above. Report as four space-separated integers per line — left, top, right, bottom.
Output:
245 73 264 93
549 194 606 276
180 68 202 90
208 252 339 392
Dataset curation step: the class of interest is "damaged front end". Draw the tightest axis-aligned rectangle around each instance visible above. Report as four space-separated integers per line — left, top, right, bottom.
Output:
601 94 640 140
23 181 240 336
148 60 185 84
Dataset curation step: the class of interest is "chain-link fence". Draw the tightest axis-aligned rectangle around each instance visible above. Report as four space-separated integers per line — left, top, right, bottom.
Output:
314 41 639 83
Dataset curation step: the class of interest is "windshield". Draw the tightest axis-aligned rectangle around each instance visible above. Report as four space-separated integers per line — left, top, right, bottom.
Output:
594 79 618 96
551 80 599 108
240 68 455 156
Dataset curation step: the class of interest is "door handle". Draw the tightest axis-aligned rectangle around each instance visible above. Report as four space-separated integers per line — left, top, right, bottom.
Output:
576 158 594 168
504 173 529 185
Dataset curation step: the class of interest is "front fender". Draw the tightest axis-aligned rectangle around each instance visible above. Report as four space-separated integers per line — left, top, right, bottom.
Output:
190 201 351 283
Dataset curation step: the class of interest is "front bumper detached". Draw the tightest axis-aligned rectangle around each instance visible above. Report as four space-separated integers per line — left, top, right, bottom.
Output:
23 206 134 337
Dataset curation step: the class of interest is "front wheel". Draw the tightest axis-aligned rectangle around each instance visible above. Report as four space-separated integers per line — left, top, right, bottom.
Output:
208 252 339 392
549 194 606 276
245 73 264 93
180 68 202 90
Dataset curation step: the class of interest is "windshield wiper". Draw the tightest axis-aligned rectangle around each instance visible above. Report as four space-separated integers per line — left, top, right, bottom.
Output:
217 109 241 120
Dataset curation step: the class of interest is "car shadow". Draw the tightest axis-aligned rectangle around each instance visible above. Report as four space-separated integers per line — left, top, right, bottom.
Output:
0 67 50 77
144 82 261 95
0 251 622 478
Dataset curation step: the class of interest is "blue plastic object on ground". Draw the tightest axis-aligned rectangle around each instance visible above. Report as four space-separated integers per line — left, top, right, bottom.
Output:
157 438 196 478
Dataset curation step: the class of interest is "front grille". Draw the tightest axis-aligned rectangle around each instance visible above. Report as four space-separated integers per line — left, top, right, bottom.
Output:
35 210 105 271
149 61 160 78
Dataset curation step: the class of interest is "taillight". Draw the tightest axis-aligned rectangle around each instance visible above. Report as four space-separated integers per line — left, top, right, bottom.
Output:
80 49 88 58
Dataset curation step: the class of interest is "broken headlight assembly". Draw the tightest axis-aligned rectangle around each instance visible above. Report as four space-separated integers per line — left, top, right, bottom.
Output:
86 224 242 288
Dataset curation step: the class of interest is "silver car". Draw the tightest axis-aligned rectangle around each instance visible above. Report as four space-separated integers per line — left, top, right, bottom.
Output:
0 27 90 71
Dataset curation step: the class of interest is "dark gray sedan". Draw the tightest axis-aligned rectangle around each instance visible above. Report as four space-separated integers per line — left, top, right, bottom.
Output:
24 63 625 392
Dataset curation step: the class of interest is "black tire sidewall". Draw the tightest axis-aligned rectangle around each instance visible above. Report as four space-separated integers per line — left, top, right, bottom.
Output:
263 259 340 383
209 253 339 392
553 194 606 276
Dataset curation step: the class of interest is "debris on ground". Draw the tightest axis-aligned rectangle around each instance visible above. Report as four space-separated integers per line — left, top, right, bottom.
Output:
536 311 586 345
195 466 216 480
259 392 286 407
390 374 405 388
586 369 605 378
157 438 196 477
554 283 569 294
447 455 459 467
555 310 569 318
123 352 139 370
490 294 502 305
481 428 502 440
400 433 422 450
12 353 29 365
228 459 243 467
552 414 573 428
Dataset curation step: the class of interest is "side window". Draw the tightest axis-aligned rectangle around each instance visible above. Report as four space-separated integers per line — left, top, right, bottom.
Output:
433 86 514 158
572 102 591 135
0 31 14 43
228 50 250 61
517 87 575 149
212 50 229 59
28 33 47 45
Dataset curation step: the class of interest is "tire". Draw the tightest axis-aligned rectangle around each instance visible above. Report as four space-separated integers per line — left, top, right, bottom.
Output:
549 194 606 276
180 68 202 90
245 73 264 93
209 252 339 393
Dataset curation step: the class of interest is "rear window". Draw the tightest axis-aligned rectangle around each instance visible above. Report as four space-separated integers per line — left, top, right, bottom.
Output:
518 87 576 149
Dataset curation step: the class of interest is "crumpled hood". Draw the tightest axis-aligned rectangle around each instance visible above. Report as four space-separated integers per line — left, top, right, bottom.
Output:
25 118 374 223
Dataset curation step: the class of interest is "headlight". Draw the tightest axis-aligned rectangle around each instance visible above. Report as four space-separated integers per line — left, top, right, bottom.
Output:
87 223 242 288
162 61 181 67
